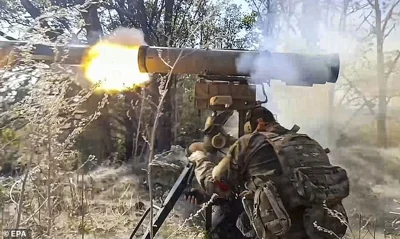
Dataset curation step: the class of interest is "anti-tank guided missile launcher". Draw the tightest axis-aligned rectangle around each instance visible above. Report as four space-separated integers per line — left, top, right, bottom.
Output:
0 39 340 132
0 39 341 239
0 40 340 86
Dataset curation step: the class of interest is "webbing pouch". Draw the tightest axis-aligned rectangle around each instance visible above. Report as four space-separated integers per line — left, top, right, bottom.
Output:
252 180 291 238
292 166 349 205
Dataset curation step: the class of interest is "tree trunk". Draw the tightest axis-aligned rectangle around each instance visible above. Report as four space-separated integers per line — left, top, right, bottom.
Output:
172 77 179 144
327 84 335 146
164 0 175 47
80 3 103 44
152 0 175 153
374 0 388 148
98 107 115 160
339 0 350 31
328 0 350 146
155 76 174 153
124 92 137 161
133 0 153 44
300 0 320 47
20 0 63 41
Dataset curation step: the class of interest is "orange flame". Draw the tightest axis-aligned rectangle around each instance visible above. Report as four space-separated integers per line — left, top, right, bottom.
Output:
81 41 149 92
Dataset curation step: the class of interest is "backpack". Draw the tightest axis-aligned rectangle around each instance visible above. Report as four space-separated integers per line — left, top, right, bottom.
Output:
240 128 350 239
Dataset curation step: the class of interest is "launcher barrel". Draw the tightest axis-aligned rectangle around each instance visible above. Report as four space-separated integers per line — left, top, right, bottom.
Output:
0 40 340 86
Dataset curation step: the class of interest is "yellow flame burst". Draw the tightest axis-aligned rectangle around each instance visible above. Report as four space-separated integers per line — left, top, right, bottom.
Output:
81 41 149 92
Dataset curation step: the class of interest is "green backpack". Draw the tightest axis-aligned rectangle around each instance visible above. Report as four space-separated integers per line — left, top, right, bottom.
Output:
240 129 350 239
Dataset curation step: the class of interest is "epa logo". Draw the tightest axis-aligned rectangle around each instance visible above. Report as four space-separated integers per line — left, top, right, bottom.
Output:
2 229 31 239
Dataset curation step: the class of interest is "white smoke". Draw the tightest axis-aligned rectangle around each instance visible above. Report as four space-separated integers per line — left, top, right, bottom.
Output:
233 7 349 146
102 27 147 46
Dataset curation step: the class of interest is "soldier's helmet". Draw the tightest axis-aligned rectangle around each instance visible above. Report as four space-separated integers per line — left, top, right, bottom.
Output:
245 106 276 132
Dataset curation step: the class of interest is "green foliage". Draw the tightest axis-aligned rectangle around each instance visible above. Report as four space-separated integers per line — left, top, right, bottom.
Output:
0 127 20 169
241 11 257 31
1 127 17 144
177 75 207 144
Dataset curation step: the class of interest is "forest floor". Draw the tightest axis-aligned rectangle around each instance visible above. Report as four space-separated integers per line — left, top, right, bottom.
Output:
54 164 205 239
1 146 399 238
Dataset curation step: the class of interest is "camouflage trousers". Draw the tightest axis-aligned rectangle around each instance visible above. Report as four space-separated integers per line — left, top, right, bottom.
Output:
209 201 252 239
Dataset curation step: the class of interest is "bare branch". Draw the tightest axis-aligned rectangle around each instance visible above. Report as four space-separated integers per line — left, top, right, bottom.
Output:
0 30 17 40
133 90 158 109
382 0 400 33
341 96 378 131
21 198 48 225
384 23 396 39
356 10 374 31
387 92 400 105
15 151 34 228
385 50 400 80
366 0 375 8
347 3 369 15
342 74 376 115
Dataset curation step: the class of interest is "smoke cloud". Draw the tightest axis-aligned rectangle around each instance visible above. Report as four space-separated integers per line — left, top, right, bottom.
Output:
233 10 345 146
102 27 147 46
236 51 340 86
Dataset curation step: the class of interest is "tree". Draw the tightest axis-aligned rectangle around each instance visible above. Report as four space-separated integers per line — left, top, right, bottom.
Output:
364 0 400 147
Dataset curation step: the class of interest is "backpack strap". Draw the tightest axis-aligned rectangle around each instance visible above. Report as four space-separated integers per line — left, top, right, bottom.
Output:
240 132 281 176
258 132 297 175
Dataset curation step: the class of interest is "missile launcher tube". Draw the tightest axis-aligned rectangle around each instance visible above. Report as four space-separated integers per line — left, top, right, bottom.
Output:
0 41 340 85
138 46 340 85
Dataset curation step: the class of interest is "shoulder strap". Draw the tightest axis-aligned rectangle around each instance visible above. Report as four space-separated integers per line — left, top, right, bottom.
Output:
241 132 281 176
258 132 300 174
257 131 285 154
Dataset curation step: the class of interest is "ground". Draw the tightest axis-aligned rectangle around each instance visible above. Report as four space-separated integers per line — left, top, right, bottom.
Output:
1 146 399 238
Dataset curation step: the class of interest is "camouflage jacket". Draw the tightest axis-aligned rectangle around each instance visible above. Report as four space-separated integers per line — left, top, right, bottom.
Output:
194 122 289 197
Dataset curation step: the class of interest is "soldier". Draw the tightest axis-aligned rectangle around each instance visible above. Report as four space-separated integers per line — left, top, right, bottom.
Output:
188 106 350 239
184 111 249 239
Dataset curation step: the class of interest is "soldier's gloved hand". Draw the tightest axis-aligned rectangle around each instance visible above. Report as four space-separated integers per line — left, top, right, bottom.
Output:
184 188 208 205
187 142 205 157
188 150 207 165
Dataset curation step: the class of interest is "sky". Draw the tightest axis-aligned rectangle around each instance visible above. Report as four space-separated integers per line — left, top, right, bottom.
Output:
1 0 399 50
231 0 250 11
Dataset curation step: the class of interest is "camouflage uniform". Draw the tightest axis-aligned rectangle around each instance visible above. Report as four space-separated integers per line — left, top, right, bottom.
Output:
194 122 287 199
187 112 250 239
192 145 252 239
194 122 318 239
